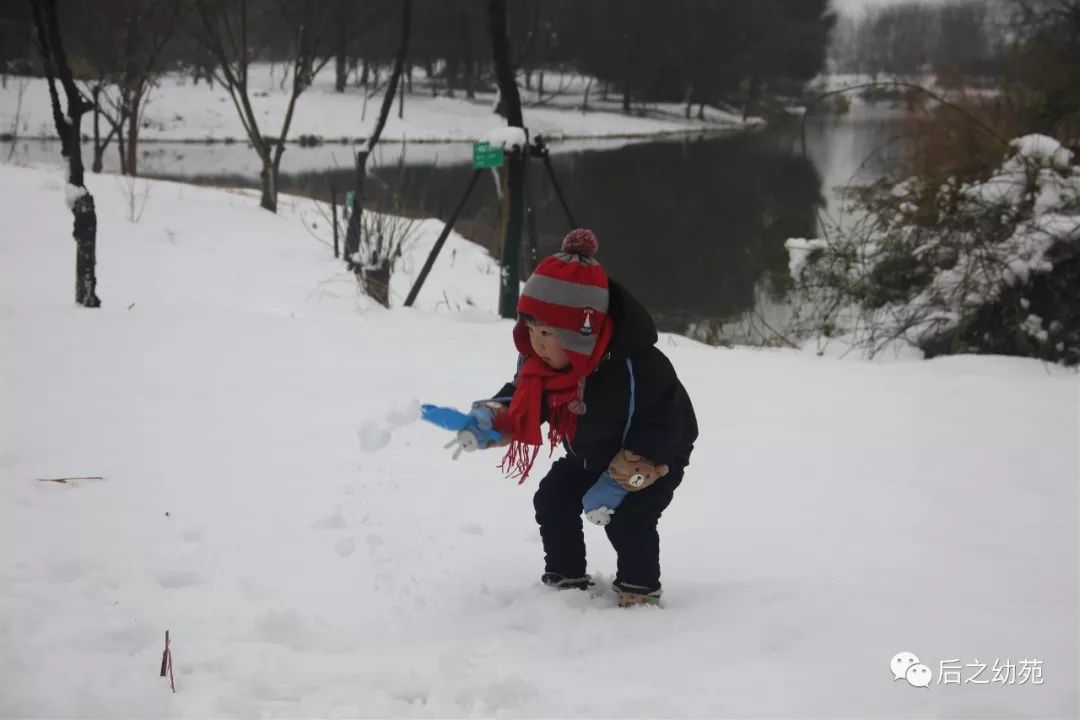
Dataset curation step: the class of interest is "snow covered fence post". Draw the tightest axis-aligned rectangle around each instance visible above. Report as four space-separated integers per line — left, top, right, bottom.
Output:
28 0 101 308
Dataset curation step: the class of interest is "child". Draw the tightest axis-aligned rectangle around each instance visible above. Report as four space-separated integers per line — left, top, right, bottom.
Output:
462 228 698 607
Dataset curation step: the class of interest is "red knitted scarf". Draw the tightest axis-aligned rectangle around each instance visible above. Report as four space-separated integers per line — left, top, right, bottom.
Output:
494 322 612 482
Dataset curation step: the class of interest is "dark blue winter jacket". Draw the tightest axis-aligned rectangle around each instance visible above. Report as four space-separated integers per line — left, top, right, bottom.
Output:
493 280 698 472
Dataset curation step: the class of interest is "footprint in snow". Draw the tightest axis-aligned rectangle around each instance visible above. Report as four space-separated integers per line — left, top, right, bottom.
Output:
156 569 203 589
311 507 348 530
334 537 356 557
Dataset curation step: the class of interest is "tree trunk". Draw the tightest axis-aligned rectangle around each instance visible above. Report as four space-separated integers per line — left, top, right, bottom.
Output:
125 87 141 176
259 152 276 212
343 149 368 266
538 69 544 98
122 10 138 176
116 119 127 175
463 31 474 98
459 11 475 100
335 49 347 92
334 0 347 92
488 0 525 319
684 84 693 119
344 0 411 307
91 84 103 172
697 102 705 120
29 0 101 307
581 78 591 110
361 58 369 88
445 57 457 98
398 64 405 118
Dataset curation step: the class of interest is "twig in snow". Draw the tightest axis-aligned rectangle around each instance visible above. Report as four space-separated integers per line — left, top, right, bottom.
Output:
159 630 175 692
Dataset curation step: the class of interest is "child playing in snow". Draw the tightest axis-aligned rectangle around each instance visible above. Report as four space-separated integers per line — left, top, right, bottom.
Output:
457 228 698 607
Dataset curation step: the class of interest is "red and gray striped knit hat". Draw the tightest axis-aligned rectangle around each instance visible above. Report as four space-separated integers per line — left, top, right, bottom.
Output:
514 228 611 374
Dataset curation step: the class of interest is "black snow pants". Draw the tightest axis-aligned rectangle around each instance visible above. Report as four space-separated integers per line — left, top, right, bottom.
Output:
532 457 683 591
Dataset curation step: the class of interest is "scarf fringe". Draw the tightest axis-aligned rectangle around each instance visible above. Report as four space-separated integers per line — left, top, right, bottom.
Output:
499 403 580 484
500 441 541 484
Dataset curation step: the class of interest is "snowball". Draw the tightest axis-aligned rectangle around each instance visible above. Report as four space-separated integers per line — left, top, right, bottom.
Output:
385 398 421 427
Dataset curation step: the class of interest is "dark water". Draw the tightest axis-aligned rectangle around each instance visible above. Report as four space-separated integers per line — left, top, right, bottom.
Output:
274 109 904 332
282 129 825 331
9 105 908 334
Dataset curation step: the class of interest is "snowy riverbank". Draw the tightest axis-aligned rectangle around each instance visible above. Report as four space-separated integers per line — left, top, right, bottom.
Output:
1 163 1076 718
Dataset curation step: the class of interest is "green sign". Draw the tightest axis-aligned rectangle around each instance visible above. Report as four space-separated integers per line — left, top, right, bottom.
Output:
345 190 356 209
472 142 504 169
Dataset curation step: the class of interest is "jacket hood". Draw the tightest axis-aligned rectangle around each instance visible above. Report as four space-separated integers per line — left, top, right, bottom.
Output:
606 279 657 358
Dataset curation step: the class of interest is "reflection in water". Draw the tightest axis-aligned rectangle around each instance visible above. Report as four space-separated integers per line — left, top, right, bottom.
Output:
6 104 908 338
279 129 825 332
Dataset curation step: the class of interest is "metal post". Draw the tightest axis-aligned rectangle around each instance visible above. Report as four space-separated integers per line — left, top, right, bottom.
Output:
498 147 525 319
404 168 483 307
534 137 577 230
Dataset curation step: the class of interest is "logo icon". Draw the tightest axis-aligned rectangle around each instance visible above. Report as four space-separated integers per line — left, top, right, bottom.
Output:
891 651 933 688
906 664 933 688
579 307 595 336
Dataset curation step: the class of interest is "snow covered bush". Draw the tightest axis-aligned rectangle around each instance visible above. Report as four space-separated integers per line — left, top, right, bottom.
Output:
786 134 1080 364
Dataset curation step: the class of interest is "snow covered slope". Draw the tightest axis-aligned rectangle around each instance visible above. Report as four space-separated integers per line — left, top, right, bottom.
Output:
1 163 1076 718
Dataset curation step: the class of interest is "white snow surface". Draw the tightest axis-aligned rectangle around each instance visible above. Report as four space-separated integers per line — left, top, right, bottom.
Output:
480 127 528 150
0 65 747 145
1 163 1077 718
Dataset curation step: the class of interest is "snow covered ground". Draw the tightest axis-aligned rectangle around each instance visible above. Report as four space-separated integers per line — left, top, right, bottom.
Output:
0 65 749 146
1 163 1077 718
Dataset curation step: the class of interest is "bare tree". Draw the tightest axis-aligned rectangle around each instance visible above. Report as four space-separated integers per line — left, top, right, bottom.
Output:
489 0 526 318
343 0 412 307
195 0 331 212
27 0 101 307
75 0 179 175
118 0 180 176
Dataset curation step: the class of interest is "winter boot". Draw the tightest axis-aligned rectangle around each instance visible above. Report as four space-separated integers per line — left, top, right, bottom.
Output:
541 572 594 590
613 580 662 607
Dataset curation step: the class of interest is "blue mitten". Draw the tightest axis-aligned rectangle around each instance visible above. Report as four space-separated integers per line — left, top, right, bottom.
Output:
421 403 503 460
582 473 628 526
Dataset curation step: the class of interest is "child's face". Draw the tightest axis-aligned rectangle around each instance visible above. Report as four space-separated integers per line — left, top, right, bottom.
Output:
526 321 570 370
